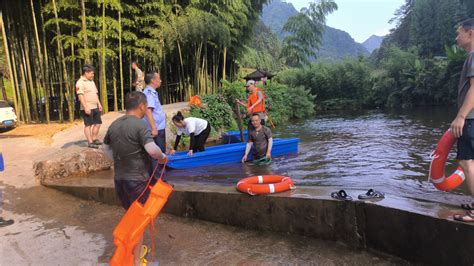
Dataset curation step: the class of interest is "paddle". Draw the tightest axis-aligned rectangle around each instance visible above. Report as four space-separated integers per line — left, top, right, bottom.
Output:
234 100 245 142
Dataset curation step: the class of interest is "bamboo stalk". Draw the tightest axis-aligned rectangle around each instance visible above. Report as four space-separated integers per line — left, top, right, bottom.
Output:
113 65 118 111
19 61 31 123
222 47 227 81
1 12 19 117
100 1 108 112
22 36 39 121
30 0 48 122
52 0 73 122
39 0 50 122
81 0 90 64
118 10 124 110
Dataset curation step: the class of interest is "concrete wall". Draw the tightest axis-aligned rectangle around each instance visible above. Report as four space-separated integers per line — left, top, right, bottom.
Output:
48 183 474 265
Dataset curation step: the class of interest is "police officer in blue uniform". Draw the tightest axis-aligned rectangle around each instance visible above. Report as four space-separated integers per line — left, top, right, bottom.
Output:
143 72 167 153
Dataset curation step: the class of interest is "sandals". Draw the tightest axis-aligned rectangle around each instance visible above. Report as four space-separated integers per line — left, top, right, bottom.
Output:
331 190 353 201
453 210 474 222
358 189 385 200
460 203 474 211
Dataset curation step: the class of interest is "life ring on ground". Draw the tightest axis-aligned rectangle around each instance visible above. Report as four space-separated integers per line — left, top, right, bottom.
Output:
236 175 295 195
429 130 465 191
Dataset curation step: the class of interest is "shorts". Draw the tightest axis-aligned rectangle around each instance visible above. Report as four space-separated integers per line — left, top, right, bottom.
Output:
457 119 474 160
81 108 102 126
114 178 156 210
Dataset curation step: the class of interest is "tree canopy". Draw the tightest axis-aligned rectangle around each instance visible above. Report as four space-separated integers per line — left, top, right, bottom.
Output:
1 0 268 123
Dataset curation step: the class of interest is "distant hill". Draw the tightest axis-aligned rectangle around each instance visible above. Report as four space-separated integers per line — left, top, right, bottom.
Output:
362 35 385 53
261 0 368 59
261 0 299 39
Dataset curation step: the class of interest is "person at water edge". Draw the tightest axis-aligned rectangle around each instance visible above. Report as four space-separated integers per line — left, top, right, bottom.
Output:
450 18 474 222
241 113 273 163
132 62 145 92
170 111 211 156
102 91 167 265
76 64 103 149
236 80 266 131
143 72 167 153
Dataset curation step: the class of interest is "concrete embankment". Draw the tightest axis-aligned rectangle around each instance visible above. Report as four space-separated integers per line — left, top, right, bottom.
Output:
45 175 474 266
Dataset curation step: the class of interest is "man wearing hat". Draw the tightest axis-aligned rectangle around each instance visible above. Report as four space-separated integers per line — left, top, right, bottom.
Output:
237 79 266 131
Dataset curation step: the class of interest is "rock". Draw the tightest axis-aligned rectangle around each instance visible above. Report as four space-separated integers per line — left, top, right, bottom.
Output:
34 149 112 185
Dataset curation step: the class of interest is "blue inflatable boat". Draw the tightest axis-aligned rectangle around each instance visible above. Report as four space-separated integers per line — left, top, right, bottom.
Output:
167 138 299 169
221 130 248 143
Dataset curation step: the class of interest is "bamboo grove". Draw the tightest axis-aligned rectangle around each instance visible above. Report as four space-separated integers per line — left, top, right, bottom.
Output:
0 0 268 123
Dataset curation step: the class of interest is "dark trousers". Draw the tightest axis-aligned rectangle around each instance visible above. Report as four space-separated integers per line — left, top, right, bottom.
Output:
153 129 166 153
150 129 166 178
192 123 211 152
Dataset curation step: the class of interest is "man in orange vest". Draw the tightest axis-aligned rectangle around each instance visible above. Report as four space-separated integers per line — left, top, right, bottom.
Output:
237 80 266 131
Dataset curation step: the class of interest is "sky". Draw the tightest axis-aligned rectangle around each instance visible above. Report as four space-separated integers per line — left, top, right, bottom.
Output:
287 0 405 43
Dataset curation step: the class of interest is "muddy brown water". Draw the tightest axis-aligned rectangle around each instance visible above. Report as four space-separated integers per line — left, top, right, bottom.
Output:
164 107 472 205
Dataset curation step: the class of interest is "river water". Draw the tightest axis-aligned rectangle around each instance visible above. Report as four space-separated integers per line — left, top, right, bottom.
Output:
167 106 473 205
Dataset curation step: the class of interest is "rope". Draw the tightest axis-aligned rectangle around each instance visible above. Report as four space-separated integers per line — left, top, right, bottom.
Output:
137 159 168 202
139 159 168 263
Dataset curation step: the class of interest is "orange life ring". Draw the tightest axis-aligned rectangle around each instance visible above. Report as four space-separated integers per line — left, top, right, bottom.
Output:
236 175 295 195
429 130 465 191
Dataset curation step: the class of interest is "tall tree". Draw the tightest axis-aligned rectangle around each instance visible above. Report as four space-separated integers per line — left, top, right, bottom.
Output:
280 0 338 66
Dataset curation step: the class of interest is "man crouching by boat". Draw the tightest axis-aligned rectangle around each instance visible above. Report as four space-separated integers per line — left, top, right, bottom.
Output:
102 91 167 265
242 113 273 165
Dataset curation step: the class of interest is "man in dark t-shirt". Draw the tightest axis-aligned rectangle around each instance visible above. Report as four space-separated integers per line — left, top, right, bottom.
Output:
241 113 273 163
451 18 474 222
102 91 167 265
102 91 167 209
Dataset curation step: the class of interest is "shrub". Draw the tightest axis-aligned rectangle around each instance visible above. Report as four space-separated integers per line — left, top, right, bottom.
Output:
189 93 237 132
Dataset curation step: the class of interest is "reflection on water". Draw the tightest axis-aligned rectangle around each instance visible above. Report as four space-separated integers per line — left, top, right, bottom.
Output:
166 107 473 205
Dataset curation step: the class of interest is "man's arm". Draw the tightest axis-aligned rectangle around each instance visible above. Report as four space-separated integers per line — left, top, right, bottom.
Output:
242 141 252 162
145 108 158 137
144 142 167 164
451 77 474 138
266 138 273 160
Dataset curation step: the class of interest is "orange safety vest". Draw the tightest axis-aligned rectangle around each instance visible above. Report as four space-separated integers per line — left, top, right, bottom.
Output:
247 88 266 113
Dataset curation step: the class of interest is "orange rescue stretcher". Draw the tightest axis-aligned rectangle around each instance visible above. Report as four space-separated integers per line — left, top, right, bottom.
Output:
110 163 173 266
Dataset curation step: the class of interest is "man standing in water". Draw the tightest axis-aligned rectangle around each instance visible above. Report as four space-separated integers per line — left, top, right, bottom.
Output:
451 18 474 222
241 113 273 164
236 80 266 131
76 64 103 149
102 91 167 265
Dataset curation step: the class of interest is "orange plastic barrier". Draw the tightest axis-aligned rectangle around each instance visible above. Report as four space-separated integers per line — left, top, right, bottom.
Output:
189 95 202 108
110 165 173 266
429 130 465 191
236 175 295 195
